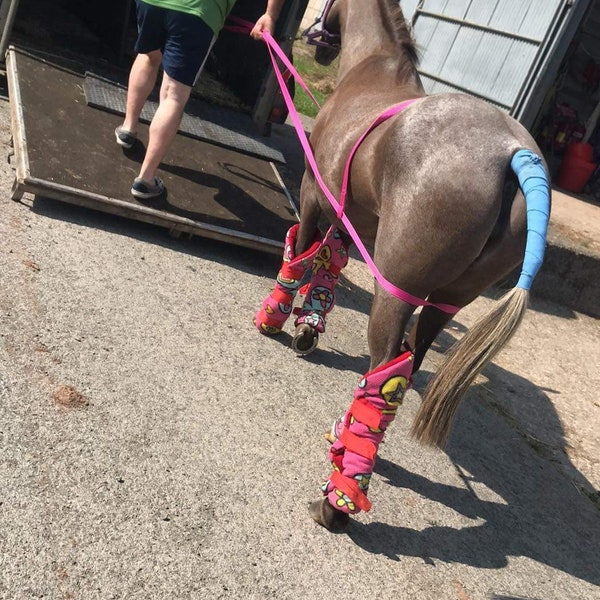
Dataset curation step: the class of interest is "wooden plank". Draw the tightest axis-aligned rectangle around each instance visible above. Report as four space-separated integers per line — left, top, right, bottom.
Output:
18 174 285 252
5 47 29 199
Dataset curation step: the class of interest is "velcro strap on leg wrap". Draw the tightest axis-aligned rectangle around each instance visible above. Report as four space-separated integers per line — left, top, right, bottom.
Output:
368 350 414 379
279 264 302 281
331 470 372 512
348 398 382 430
280 237 324 280
339 429 377 462
270 287 295 305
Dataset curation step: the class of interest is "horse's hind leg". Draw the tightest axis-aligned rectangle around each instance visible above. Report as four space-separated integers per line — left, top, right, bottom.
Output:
310 289 416 529
406 306 455 373
407 216 528 373
292 226 350 355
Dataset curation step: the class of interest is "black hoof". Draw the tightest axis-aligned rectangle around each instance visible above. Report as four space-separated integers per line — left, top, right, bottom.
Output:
292 324 319 355
309 498 350 530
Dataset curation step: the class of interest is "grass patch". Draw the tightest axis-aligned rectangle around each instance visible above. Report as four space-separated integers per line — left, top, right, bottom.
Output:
293 86 326 118
291 39 338 117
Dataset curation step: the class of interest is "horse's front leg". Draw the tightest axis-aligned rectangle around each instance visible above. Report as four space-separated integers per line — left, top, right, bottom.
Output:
292 226 350 354
254 172 322 335
294 171 323 254
310 287 416 529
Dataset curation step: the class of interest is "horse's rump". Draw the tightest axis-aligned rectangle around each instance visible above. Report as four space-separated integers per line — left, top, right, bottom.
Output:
310 91 537 285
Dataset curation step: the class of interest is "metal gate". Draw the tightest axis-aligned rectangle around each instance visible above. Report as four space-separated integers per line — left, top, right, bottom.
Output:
400 0 592 127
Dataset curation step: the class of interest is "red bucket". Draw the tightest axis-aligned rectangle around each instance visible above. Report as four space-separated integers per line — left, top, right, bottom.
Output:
564 142 594 162
556 156 597 194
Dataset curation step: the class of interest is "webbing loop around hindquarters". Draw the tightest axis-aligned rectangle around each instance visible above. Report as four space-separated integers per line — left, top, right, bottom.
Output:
224 19 461 315
260 29 461 316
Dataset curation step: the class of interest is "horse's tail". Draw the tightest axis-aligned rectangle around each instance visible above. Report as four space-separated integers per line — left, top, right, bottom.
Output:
410 149 551 448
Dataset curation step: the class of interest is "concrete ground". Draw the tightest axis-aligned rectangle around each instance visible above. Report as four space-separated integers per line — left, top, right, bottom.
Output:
551 189 600 255
1 94 599 600
537 189 600 319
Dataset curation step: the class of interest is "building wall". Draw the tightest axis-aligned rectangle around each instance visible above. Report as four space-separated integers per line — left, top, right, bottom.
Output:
299 0 326 31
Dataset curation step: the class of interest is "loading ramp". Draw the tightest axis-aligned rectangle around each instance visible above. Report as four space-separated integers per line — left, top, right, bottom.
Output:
7 46 300 254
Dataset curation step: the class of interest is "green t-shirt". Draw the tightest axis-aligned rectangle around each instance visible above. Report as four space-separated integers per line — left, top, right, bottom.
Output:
141 0 238 34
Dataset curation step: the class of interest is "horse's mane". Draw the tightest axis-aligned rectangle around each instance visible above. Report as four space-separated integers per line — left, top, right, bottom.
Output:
381 0 420 73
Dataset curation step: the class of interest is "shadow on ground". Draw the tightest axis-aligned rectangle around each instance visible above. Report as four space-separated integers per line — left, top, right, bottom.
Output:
332 321 599 585
24 192 598 590
346 390 599 586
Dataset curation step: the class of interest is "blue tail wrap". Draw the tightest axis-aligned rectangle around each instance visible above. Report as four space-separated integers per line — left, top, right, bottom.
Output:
511 150 551 291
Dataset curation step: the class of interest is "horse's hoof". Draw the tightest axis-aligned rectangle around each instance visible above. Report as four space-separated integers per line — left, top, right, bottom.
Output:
253 316 282 336
323 430 337 444
309 498 350 530
323 417 342 444
292 323 319 355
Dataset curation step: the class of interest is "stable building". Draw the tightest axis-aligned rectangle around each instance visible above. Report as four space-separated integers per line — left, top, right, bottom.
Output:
401 0 600 199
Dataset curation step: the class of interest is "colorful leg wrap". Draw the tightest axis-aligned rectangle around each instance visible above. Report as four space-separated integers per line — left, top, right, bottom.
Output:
255 224 322 335
322 351 414 514
294 226 349 333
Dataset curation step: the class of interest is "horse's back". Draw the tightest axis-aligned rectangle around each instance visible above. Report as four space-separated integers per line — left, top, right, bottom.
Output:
391 93 539 178
309 89 537 289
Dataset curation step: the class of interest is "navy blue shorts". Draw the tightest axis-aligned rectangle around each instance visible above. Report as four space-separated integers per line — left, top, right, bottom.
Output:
134 0 216 87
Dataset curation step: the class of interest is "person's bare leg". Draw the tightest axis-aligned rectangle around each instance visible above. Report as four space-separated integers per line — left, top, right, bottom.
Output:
122 50 162 134
137 72 191 183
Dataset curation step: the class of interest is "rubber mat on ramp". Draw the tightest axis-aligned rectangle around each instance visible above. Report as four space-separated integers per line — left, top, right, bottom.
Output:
84 73 286 164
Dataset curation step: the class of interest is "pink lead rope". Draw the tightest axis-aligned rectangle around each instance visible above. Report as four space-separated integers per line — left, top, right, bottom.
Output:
227 20 460 315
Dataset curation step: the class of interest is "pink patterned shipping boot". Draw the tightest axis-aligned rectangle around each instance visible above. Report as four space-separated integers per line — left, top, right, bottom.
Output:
293 227 349 350
314 351 414 524
255 224 322 335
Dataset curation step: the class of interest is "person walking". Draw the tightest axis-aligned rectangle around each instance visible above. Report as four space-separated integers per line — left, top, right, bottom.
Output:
115 0 285 199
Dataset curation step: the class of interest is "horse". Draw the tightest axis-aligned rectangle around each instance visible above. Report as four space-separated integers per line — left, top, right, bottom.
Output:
255 0 551 530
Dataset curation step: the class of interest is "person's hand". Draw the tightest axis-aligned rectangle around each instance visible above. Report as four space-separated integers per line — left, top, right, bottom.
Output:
250 13 276 40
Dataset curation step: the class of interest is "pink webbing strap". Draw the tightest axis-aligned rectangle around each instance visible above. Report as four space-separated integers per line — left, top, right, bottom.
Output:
223 15 252 34
338 101 416 219
226 17 322 108
225 20 460 315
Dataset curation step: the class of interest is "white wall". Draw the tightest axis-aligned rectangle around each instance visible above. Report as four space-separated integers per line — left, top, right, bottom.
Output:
399 0 419 21
299 0 327 31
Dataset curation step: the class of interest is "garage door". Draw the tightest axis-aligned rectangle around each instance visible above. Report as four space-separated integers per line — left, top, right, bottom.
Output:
400 0 592 127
